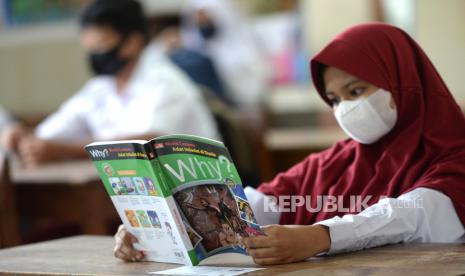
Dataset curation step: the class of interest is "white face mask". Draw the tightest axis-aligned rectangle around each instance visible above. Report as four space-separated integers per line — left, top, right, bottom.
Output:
334 89 397 144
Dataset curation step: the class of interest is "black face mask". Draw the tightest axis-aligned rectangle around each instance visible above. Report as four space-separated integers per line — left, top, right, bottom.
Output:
199 23 217 40
88 40 129 76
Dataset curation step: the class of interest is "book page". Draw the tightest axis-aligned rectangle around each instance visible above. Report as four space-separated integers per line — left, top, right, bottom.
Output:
151 135 264 263
86 142 190 265
150 266 265 276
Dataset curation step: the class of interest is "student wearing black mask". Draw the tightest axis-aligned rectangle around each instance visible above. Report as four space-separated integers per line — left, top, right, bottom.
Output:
79 0 147 83
87 35 130 76
1 0 220 167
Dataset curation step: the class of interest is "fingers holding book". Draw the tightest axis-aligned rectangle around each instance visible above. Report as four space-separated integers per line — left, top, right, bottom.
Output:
241 225 330 266
114 224 146 262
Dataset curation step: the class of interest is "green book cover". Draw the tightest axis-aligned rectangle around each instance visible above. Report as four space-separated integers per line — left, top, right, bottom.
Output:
85 134 263 266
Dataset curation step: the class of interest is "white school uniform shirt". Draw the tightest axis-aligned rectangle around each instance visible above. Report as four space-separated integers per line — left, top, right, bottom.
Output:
35 46 220 142
244 187 465 254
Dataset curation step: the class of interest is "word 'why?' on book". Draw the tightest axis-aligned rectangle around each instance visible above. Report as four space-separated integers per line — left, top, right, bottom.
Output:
86 134 264 265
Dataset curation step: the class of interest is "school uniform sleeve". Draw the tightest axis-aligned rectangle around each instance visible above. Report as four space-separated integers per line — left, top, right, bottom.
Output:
144 86 219 140
244 186 280 225
138 55 221 141
315 188 465 254
35 89 92 141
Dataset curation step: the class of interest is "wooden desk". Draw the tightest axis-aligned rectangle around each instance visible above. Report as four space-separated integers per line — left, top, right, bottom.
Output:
263 127 347 177
265 127 346 151
10 158 99 185
263 86 348 176
0 235 464 275
9 159 118 240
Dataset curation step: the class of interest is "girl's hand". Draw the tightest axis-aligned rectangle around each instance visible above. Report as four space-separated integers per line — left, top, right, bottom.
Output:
242 224 330 266
114 225 145 262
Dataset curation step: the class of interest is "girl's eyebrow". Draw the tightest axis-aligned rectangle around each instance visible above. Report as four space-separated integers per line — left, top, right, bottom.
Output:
325 79 363 95
343 79 362 89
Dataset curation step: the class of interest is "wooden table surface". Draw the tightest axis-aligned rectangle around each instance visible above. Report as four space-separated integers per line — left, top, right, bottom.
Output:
264 127 347 151
10 158 99 185
0 235 464 275
7 158 117 236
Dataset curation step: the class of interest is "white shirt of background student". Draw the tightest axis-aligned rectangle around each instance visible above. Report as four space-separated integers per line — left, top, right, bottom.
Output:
1 12 219 167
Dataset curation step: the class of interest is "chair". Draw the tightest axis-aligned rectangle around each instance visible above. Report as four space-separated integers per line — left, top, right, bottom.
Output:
0 152 20 248
199 87 262 187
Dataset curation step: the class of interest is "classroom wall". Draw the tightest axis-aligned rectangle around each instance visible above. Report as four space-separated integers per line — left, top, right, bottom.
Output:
303 0 465 104
415 0 465 104
0 23 89 117
302 0 375 54
0 0 464 117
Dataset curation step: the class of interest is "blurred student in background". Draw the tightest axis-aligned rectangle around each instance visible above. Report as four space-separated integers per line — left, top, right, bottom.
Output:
1 0 219 167
179 0 271 109
150 26 232 106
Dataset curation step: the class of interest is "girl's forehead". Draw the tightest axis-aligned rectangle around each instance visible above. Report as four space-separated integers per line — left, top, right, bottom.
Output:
324 67 360 91
324 67 357 82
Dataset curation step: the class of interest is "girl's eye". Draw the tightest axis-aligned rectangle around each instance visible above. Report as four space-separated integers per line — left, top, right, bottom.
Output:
350 88 365 97
329 97 341 106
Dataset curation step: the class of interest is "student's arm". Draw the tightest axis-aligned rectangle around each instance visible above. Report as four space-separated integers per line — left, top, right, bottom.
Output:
242 187 465 265
34 94 92 142
18 136 91 166
242 223 330 265
315 188 465 254
242 189 331 266
1 123 33 152
18 132 164 167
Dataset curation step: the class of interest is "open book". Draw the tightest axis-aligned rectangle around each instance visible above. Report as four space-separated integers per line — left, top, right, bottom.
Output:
85 134 263 265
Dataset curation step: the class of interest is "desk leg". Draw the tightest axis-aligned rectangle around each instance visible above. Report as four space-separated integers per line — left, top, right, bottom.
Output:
0 156 21 248
81 183 119 235
16 181 119 240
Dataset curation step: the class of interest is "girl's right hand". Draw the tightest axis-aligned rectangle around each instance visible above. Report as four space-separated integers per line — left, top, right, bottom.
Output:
114 224 145 262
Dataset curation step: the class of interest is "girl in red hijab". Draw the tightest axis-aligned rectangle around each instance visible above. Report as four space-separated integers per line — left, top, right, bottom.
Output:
240 22 465 265
113 23 465 265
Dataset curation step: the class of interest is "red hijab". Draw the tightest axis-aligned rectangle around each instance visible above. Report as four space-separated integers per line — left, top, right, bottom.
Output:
258 23 465 226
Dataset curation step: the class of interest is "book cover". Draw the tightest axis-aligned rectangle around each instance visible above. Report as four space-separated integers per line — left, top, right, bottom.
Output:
86 134 263 265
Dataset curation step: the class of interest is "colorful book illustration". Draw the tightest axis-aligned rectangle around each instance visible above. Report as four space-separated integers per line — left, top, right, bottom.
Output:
86 134 263 265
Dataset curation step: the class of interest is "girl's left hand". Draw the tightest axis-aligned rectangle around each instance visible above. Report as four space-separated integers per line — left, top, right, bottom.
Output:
241 224 330 266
